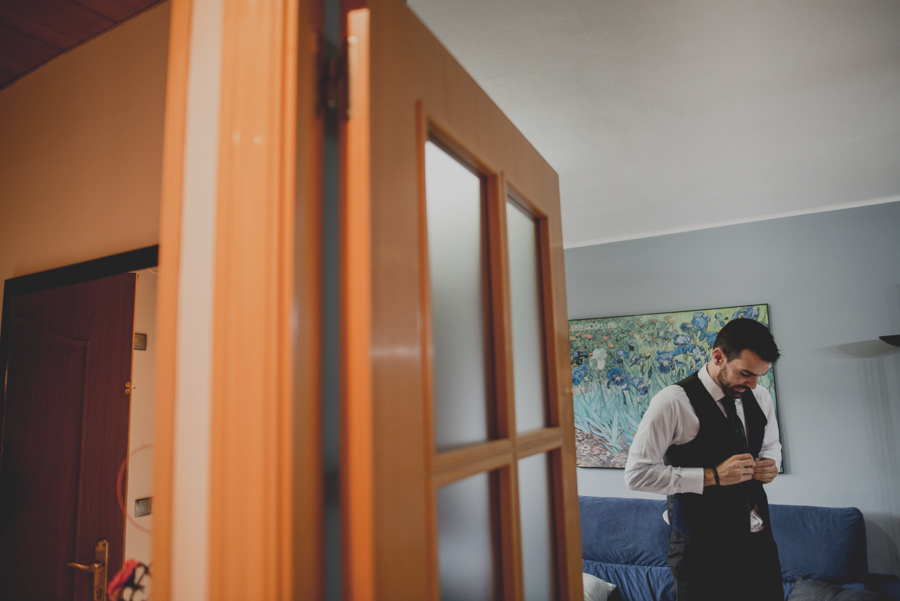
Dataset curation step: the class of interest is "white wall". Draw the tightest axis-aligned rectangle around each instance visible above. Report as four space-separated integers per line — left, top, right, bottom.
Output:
0 5 167 291
566 201 900 576
125 268 158 564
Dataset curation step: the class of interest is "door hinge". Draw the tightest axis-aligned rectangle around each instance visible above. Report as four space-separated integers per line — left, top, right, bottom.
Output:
317 36 350 120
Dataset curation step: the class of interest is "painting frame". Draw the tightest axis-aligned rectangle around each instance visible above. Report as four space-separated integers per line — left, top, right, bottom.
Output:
569 303 779 469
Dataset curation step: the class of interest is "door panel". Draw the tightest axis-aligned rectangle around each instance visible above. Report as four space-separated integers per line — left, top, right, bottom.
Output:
424 140 493 451
506 198 550 434
516 452 555 601
0 273 136 601
436 470 499 601
344 1 582 598
1 319 87 600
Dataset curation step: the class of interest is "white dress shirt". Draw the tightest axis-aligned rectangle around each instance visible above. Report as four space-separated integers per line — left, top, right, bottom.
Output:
624 365 782 531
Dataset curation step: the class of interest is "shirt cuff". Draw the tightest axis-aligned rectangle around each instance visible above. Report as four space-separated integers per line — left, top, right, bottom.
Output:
758 451 782 468
683 467 705 494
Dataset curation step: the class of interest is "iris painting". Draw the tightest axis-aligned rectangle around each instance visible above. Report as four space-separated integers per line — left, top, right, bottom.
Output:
570 304 777 468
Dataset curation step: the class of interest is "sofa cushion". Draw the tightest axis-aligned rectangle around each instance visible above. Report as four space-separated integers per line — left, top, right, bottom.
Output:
787 577 892 600
580 496 670 567
770 505 869 583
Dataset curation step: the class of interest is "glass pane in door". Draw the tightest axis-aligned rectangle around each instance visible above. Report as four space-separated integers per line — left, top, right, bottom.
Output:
518 452 555 601
425 141 491 450
506 200 547 432
437 472 496 601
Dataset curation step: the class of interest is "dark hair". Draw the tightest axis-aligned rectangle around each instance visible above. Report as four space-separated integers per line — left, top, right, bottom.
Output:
713 318 780 363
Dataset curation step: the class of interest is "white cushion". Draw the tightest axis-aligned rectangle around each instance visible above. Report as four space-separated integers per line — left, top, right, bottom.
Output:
583 572 618 601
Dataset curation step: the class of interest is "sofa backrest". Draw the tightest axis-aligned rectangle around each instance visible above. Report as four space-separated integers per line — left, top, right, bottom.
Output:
769 504 869 583
580 496 670 567
579 496 870 586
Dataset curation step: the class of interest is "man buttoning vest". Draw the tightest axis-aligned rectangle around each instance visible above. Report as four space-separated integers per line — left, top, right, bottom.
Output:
624 318 783 601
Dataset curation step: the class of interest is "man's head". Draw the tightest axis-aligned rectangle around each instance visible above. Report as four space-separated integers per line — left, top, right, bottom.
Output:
708 319 780 399
713 318 780 363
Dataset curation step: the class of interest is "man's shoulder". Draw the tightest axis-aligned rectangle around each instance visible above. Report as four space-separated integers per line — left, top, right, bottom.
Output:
650 383 690 405
641 383 694 427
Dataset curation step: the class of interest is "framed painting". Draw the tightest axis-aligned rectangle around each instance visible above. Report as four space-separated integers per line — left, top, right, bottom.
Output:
569 304 777 468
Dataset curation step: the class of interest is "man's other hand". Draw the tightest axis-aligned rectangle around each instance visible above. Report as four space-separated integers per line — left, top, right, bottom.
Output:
752 458 778 483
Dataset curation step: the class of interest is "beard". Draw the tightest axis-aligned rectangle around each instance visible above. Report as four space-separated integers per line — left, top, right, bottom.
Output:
716 369 746 399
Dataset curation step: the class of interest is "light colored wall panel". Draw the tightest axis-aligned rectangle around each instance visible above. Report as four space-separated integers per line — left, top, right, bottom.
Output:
0 4 167 291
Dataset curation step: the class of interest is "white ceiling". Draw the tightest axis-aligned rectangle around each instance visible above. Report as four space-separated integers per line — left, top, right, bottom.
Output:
407 0 900 248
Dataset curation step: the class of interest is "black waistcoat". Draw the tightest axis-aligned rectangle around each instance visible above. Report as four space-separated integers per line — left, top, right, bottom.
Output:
664 372 771 540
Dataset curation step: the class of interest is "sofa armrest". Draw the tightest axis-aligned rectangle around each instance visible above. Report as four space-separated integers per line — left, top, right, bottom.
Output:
770 504 869 583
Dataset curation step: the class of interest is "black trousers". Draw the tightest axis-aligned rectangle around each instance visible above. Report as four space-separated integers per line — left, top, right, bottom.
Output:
667 528 784 601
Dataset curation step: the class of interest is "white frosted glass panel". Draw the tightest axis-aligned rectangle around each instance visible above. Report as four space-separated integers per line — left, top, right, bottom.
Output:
517 453 555 601
506 201 547 432
437 472 496 601
425 141 490 450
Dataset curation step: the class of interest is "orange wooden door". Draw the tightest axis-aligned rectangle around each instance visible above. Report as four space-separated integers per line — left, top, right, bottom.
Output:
341 1 582 599
0 273 136 601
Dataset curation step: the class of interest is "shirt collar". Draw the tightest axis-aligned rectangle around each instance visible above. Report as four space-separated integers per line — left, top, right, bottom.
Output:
698 364 728 402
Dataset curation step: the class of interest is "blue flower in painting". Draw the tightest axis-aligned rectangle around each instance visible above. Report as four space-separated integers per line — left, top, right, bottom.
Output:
674 334 691 346
733 307 760 321
680 322 695 334
657 350 676 374
703 330 718 346
630 354 648 366
689 345 708 365
692 312 711 330
628 376 649 396
572 363 590 386
606 367 628 390
675 343 696 356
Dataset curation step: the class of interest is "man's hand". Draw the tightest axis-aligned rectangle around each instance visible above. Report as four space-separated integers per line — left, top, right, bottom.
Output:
752 457 778 484
709 453 756 486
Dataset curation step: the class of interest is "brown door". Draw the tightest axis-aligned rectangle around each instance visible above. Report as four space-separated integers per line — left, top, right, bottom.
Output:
341 1 582 599
0 273 136 601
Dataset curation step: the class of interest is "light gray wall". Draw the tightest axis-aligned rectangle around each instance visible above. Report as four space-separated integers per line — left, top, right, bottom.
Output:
566 200 900 575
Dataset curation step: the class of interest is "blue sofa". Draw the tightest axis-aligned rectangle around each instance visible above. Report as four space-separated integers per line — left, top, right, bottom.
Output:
580 496 900 601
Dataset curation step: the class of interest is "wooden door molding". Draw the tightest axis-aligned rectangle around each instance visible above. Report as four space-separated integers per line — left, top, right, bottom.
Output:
344 8 375 601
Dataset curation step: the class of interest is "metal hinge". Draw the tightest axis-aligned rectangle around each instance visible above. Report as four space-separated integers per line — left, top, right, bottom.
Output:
318 36 350 119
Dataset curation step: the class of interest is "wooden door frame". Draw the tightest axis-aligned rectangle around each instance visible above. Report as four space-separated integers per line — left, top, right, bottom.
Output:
154 0 317 599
